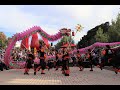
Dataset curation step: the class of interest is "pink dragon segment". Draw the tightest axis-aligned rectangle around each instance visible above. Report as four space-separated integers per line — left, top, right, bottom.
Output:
4 25 120 67
4 26 63 66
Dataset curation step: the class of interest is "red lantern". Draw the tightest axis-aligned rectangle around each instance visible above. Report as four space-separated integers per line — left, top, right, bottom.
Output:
72 31 74 36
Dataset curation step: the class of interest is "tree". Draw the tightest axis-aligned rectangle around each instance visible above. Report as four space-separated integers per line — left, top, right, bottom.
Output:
0 32 8 48
108 13 120 42
95 27 109 42
55 36 75 50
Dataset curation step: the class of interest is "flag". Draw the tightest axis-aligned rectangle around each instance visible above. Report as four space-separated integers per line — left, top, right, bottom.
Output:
41 36 49 47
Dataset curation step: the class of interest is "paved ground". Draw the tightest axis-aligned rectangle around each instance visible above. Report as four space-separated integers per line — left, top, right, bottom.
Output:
0 67 120 85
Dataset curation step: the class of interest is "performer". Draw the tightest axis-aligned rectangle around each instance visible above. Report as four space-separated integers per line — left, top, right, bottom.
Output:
36 46 46 74
24 54 34 75
62 48 70 76
87 49 93 71
33 55 40 75
76 50 83 71
71 52 76 66
99 49 106 70
104 45 114 66
112 49 120 74
55 51 62 71
47 60 54 71
55 50 58 70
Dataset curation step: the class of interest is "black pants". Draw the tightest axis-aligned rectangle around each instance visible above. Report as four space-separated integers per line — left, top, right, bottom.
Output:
47 62 54 68
56 60 60 67
89 61 93 70
112 56 120 69
2 63 8 69
0 62 8 70
62 60 69 70
0 63 3 71
78 61 83 67
71 57 76 66
34 64 39 71
40 59 46 70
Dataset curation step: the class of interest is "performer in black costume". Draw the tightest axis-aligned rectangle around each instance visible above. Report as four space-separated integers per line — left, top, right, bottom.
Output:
35 46 46 75
104 45 114 66
24 54 34 75
109 47 120 74
33 56 40 75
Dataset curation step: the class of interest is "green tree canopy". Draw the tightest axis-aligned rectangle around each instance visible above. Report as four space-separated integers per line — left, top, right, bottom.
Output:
0 32 8 48
55 36 75 50
95 27 109 42
108 13 120 42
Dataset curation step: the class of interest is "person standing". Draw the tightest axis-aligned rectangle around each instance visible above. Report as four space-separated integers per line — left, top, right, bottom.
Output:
87 49 93 71
36 46 46 74
33 56 40 75
55 51 61 71
71 52 76 67
0 59 3 71
104 45 114 66
76 50 83 71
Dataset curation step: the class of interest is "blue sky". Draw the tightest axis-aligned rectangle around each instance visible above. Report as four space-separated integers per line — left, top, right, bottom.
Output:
0 5 120 46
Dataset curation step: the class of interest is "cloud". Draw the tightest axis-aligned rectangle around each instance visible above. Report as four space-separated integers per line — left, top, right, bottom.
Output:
74 31 87 44
0 5 46 33
58 5 93 18
0 5 120 45
55 5 120 31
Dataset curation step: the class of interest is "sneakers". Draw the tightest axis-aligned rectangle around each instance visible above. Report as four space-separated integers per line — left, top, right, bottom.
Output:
41 73 45 74
48 68 50 71
65 74 69 76
34 72 36 75
55 68 58 71
100 67 103 70
24 72 29 75
115 71 118 74
90 69 93 71
79 69 83 71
